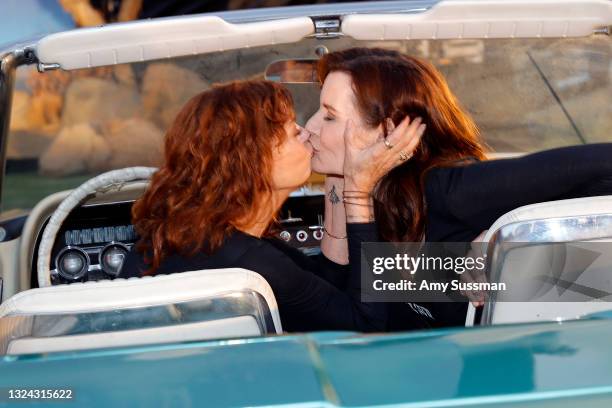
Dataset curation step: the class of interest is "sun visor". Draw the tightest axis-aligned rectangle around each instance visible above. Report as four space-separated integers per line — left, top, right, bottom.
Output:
35 16 314 70
342 0 612 40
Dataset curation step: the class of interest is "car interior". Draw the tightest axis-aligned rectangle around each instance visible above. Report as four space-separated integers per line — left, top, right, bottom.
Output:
1 0 611 355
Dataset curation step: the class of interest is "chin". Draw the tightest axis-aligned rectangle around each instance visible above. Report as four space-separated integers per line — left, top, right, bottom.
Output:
310 156 325 174
300 167 312 185
311 158 341 176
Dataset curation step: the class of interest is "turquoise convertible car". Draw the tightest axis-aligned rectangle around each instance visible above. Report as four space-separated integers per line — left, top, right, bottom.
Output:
1 0 612 406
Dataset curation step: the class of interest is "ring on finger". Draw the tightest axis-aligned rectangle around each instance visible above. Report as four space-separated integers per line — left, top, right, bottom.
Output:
383 138 394 149
399 150 412 161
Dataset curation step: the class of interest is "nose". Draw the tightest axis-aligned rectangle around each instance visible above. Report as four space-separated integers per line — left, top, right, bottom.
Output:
296 125 311 143
305 110 323 138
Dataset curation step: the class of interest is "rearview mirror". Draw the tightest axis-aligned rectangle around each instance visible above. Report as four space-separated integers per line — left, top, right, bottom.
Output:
264 59 319 84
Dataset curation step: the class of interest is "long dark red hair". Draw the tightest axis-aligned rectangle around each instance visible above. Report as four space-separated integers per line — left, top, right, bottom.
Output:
132 80 294 273
318 48 486 242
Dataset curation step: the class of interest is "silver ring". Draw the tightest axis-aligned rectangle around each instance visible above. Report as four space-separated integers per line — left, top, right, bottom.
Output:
399 151 412 161
384 138 394 149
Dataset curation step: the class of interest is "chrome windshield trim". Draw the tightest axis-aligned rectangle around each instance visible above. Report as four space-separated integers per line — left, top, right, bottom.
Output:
207 1 435 23
0 46 37 211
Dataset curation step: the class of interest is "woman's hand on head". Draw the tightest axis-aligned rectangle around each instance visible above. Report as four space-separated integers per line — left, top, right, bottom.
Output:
343 116 425 193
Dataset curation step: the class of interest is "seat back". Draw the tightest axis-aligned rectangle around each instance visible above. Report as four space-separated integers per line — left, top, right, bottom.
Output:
471 196 612 325
0 268 281 355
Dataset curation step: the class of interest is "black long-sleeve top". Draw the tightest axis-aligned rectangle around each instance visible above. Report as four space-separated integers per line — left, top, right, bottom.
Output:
425 143 612 242
119 223 388 333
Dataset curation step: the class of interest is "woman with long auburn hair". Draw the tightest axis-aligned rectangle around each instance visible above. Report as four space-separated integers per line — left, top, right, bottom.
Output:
305 47 612 329
119 79 424 332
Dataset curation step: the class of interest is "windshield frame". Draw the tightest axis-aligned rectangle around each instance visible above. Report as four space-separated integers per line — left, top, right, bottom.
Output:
0 1 440 210
1 0 610 211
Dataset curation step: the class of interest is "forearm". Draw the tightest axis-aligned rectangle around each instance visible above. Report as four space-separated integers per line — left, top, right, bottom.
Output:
438 143 612 229
343 179 375 223
321 176 349 265
320 176 376 264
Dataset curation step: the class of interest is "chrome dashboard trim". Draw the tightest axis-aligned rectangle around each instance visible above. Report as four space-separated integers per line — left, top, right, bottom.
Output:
51 242 134 282
53 246 90 281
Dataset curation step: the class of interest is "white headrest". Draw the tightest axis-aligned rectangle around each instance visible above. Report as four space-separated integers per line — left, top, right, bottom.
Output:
483 195 612 244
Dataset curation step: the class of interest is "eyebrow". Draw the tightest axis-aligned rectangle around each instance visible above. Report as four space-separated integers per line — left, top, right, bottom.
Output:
323 103 338 113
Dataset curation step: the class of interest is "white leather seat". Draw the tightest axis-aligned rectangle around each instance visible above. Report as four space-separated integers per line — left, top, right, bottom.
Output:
466 196 612 326
0 268 282 355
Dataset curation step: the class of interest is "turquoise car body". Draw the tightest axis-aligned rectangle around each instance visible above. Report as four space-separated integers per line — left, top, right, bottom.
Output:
3 311 612 407
1 2 612 407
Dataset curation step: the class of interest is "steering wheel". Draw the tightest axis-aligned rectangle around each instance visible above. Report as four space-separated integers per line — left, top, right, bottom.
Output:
37 167 157 287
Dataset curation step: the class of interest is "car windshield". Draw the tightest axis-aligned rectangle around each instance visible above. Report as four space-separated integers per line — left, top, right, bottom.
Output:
4 35 611 214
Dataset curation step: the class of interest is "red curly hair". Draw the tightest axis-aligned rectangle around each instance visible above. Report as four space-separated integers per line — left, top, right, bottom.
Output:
132 80 295 274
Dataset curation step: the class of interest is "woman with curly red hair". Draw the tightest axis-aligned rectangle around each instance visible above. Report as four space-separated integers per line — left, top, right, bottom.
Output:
119 79 423 332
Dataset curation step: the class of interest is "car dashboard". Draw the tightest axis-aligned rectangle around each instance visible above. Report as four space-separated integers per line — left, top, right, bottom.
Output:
33 194 325 286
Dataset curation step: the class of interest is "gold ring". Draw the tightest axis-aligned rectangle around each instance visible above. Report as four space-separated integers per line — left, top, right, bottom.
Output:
383 138 394 149
399 151 412 161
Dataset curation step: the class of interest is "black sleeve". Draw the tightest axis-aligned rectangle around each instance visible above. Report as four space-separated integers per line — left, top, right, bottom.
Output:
118 249 147 278
308 253 350 289
428 143 612 233
263 238 350 289
241 223 385 333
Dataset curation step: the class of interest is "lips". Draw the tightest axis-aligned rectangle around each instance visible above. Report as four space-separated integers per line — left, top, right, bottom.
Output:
297 130 310 143
306 141 316 157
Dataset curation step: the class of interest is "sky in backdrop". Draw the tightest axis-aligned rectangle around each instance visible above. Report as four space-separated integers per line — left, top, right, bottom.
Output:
0 0 74 49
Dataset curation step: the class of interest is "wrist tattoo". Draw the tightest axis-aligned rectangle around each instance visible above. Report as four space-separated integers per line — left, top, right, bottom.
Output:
328 185 340 205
